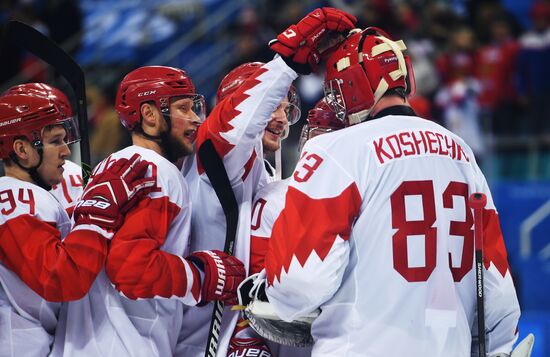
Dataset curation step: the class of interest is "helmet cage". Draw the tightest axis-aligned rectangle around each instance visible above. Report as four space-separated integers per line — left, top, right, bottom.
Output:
323 80 349 124
298 97 344 151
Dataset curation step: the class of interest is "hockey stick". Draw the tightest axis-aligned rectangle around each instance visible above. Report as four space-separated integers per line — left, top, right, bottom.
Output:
470 193 487 357
3 20 92 184
197 139 239 357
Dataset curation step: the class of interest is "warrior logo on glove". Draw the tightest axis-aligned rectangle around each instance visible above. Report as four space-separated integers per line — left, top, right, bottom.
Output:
188 250 245 305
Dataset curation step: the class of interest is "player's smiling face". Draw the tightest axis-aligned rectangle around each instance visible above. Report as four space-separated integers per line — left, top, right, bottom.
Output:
169 97 201 156
36 125 71 186
262 99 289 153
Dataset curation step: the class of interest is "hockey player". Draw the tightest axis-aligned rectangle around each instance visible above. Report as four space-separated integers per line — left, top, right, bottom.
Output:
215 62 302 182
3 82 84 215
50 66 246 356
263 27 521 357
177 59 298 357
0 92 153 356
250 97 345 277
229 98 345 357
175 8 357 356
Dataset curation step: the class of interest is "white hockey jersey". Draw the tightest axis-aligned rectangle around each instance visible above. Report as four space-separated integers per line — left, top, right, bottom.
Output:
50 160 83 216
265 112 520 357
177 56 297 356
0 176 106 356
250 179 289 275
250 178 312 357
51 145 197 357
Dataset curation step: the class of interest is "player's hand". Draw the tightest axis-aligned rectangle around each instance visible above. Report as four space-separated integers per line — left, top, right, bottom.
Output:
269 7 357 74
74 153 156 234
188 250 245 305
228 337 272 357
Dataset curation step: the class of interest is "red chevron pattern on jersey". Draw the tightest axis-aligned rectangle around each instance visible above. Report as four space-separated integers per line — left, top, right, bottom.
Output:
483 209 510 277
265 183 361 284
196 67 268 175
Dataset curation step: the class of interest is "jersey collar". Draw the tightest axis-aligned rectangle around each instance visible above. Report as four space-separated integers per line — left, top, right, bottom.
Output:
370 105 416 120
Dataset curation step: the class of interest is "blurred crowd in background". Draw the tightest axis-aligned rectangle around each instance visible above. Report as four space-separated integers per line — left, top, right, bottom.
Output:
1 0 550 180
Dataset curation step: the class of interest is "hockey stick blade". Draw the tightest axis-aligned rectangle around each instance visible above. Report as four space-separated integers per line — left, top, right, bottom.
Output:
198 139 239 357
4 20 91 184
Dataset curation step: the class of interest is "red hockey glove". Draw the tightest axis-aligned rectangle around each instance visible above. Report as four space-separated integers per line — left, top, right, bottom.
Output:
188 250 245 305
269 7 357 74
74 153 156 234
228 337 272 357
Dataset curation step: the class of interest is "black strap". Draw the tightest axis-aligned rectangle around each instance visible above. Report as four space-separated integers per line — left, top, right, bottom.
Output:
264 159 275 178
370 105 416 120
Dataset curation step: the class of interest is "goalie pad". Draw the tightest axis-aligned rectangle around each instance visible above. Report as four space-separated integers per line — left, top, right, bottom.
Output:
237 271 320 347
244 299 319 347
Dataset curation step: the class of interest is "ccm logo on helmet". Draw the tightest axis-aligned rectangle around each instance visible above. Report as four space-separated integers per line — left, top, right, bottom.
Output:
137 90 157 97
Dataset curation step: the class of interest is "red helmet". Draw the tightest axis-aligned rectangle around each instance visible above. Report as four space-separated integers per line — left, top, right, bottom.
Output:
0 94 80 159
216 62 265 103
298 97 345 151
324 27 416 126
115 66 205 130
216 62 302 125
4 83 73 118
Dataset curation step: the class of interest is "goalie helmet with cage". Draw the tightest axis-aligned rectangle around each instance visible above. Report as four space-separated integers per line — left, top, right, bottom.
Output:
0 93 80 160
216 61 301 126
324 27 416 126
115 66 206 130
299 97 345 151
4 83 73 118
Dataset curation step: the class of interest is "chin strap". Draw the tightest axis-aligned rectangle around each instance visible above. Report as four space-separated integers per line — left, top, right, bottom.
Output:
136 111 177 162
274 148 282 181
9 145 52 191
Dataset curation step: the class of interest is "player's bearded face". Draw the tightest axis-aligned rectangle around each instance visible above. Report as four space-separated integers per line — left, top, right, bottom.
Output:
168 97 201 157
36 125 71 186
262 99 289 153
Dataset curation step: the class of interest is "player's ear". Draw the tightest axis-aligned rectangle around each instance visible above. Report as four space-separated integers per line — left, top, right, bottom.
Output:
140 102 159 133
140 103 155 122
12 138 33 161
